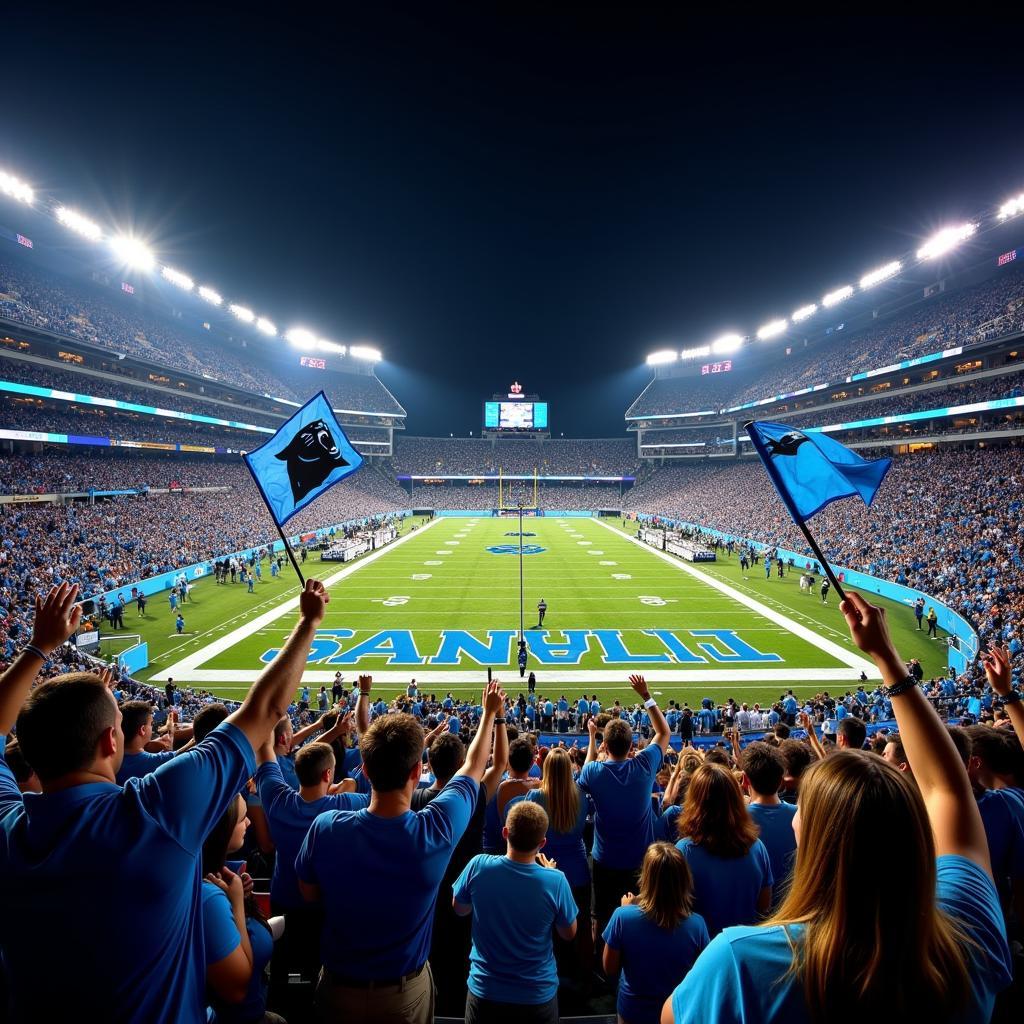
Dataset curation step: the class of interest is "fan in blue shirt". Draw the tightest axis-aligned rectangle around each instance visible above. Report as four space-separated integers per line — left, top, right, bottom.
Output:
453 801 576 1016
667 596 1015 1024
602 843 709 1024
114 700 181 785
295 681 505 1009
0 579 329 1024
740 742 798 907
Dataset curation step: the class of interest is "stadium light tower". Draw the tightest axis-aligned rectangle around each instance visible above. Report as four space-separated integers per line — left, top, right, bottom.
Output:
821 285 853 308
230 304 255 323
317 339 347 354
110 235 155 271
350 344 382 362
859 260 902 290
791 303 817 322
255 317 277 336
711 333 744 355
645 349 678 365
679 345 710 360
198 286 223 306
0 169 33 204
56 206 102 241
998 193 1024 221
286 327 317 350
756 318 787 340
916 223 977 260
161 266 194 291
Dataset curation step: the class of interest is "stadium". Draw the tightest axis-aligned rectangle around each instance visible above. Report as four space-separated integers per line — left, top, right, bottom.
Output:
1 14 1022 1024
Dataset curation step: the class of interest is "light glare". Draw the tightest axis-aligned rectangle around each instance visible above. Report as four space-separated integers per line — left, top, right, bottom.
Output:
198 286 223 306
0 170 33 204
161 266 194 291
255 317 277 336
916 223 977 261
679 345 710 359
286 328 317 350
822 285 854 308
792 303 817 322
229 304 255 322
349 344 382 362
110 235 155 270
56 206 102 241
756 318 787 340
998 194 1024 221
711 333 744 354
645 349 678 365
859 260 902 289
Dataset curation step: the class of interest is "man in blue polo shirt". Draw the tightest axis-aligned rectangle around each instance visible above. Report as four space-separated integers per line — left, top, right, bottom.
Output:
115 701 189 784
0 578 331 1024
296 680 506 1024
580 674 671 942
453 801 576 1024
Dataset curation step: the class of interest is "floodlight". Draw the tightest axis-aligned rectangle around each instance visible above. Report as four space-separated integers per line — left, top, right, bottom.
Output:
110 235 155 271
349 344 382 362
645 349 678 366
859 260 902 290
756 318 787 340
161 266 194 291
792 303 817 322
255 317 277 336
230 304 255 322
711 333 744 355
822 285 853 308
198 286 223 306
998 194 1024 221
286 328 317 350
317 339 346 354
679 345 710 359
56 206 102 241
0 170 33 204
916 223 977 261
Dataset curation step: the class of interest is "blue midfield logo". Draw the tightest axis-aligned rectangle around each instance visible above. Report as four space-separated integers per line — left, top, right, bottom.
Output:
487 544 546 555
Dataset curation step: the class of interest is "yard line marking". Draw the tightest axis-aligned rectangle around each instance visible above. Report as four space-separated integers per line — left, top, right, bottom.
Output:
155 518 442 679
592 518 878 679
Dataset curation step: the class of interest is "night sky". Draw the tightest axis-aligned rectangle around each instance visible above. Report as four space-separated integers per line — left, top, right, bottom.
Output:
3 11 1021 435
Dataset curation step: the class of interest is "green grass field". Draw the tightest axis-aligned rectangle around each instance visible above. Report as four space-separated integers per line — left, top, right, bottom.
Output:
105 514 946 709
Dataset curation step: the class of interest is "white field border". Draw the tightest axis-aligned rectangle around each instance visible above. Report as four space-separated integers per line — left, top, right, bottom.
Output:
158 516 879 686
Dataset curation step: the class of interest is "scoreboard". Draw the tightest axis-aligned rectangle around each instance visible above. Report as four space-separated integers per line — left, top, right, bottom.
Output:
484 401 548 430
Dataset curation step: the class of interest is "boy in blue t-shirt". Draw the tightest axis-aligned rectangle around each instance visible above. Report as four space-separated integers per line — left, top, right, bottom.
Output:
453 800 576 1021
175 613 185 634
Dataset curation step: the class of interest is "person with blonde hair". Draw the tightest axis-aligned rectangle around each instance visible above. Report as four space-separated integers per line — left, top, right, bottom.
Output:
664 592 1013 1024
526 746 593 974
603 842 708 1024
675 761 773 936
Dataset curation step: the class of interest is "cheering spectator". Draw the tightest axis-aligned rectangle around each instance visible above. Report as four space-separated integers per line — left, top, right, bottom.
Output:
602 842 709 1024
453 800 577 1024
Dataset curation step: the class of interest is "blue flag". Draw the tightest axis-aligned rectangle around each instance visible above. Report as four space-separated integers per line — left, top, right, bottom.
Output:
243 391 363 527
744 420 891 525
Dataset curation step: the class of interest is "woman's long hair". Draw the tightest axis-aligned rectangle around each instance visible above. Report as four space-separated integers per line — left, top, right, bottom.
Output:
539 747 580 833
637 842 695 931
677 762 758 856
201 797 270 931
768 751 972 1023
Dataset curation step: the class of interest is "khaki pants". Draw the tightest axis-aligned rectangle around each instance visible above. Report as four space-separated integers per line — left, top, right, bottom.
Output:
315 962 434 1024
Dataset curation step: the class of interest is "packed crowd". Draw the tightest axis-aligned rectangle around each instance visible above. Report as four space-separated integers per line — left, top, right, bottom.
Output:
0 579 1019 1023
392 436 638 476
628 260 1024 417
0 256 404 415
626 445 1024 659
403 482 627 510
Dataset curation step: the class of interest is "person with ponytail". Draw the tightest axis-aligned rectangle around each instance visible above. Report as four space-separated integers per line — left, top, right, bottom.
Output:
202 794 282 1023
603 842 709 1024
664 591 1013 1024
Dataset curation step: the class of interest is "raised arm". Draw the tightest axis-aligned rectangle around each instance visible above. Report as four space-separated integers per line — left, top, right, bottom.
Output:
226 579 328 752
584 717 600 764
630 674 671 754
0 583 82 736
481 702 510 801
840 592 990 874
355 674 372 736
982 645 1024 747
456 682 504 782
798 711 826 761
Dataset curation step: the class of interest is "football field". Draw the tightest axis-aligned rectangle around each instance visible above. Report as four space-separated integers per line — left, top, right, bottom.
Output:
125 515 948 708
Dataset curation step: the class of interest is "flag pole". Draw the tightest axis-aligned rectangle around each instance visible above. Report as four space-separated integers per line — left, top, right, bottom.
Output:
275 521 306 588
518 502 525 641
794 521 845 602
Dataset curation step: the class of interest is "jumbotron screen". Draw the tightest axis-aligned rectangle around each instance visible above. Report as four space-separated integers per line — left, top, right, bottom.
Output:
484 401 548 430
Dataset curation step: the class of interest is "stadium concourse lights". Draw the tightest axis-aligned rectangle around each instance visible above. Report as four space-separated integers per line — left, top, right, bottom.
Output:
56 206 102 242
349 344 382 362
645 349 678 366
679 345 710 360
711 333 744 355
859 260 902 290
110 235 155 271
0 169 33 204
161 266 194 292
998 193 1024 221
756 318 787 341
916 223 977 261
821 285 854 308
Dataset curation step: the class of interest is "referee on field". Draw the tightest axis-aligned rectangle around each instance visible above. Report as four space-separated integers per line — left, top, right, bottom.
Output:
536 597 547 627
